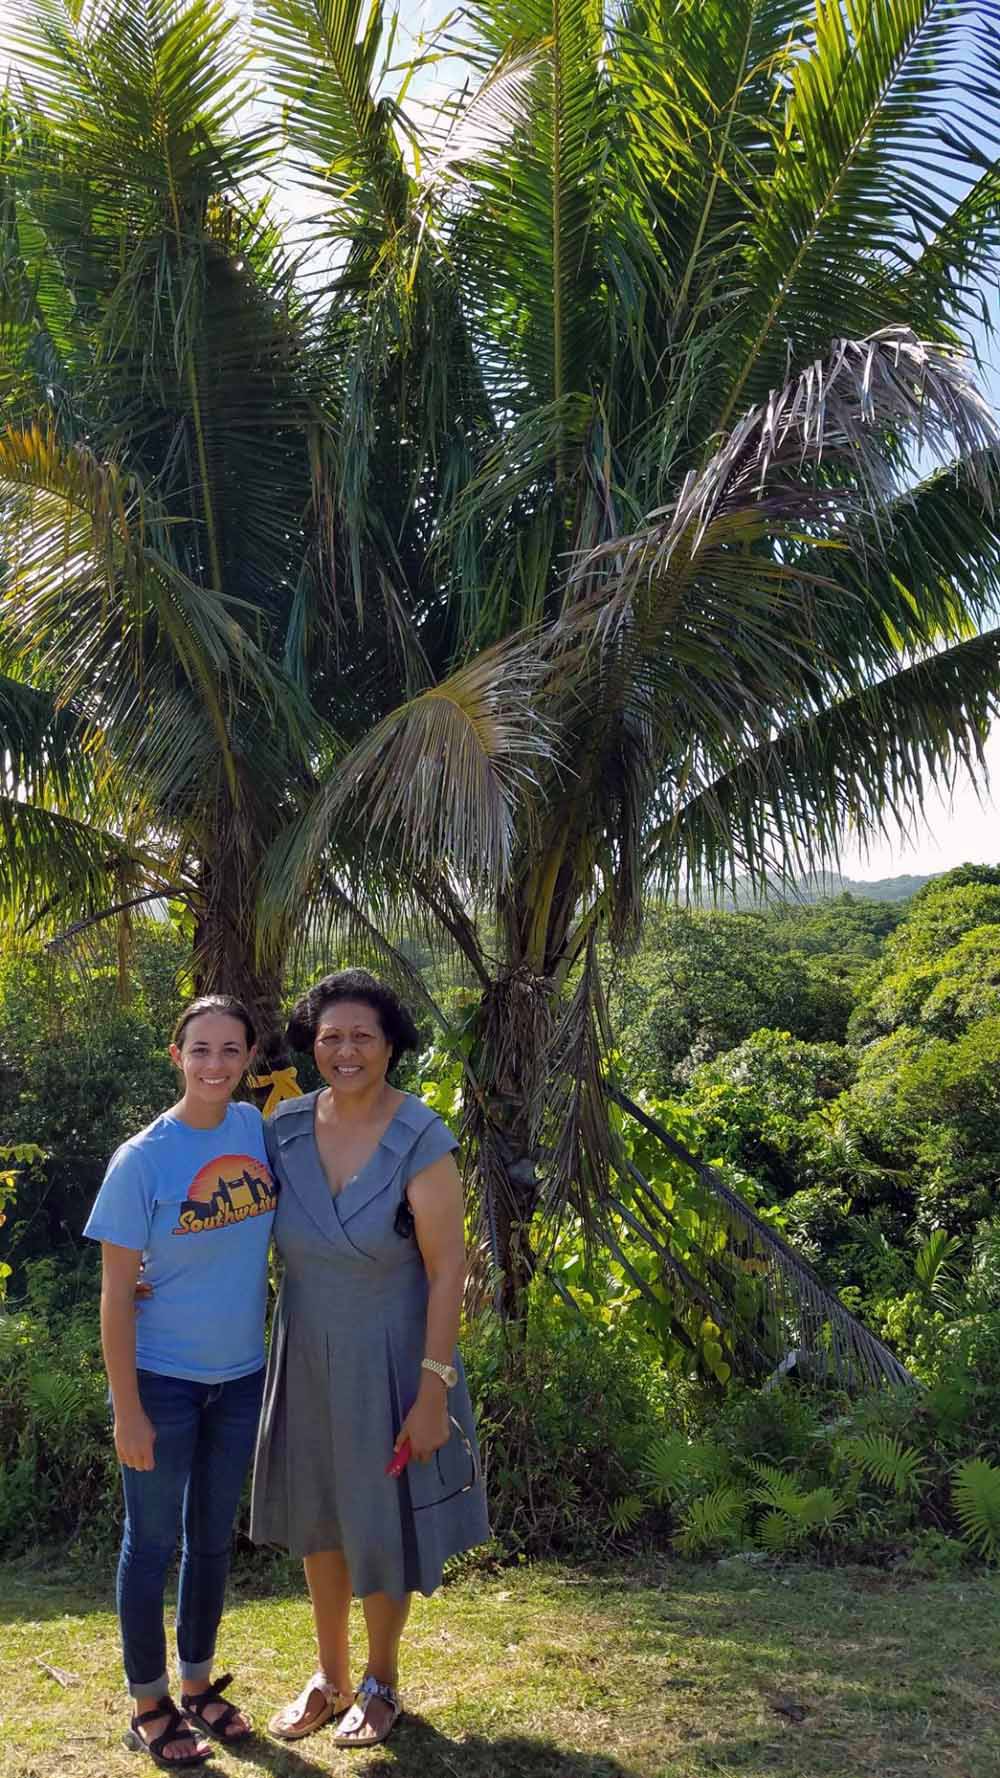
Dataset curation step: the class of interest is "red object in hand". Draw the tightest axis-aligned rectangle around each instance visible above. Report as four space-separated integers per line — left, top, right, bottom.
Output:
385 1438 411 1477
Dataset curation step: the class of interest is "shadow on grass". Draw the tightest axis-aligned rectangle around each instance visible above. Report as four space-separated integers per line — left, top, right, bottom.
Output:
309 1716 642 1778
0 1578 116 1626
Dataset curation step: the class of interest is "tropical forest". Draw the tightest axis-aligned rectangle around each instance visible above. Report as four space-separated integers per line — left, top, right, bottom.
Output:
2 0 1000 1773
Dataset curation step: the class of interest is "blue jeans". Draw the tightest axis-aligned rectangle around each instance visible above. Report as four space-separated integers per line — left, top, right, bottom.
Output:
117 1366 264 1698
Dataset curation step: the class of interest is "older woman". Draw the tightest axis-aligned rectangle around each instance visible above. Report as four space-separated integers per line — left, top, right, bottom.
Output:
250 969 488 1748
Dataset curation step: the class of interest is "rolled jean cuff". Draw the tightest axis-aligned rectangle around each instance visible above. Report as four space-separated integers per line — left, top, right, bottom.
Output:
127 1672 170 1700
178 1657 214 1686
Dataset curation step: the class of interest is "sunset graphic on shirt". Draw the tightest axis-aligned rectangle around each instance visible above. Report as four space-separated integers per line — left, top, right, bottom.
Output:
173 1154 277 1234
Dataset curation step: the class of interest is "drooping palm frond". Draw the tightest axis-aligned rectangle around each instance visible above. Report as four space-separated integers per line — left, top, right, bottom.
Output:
0 424 292 792
609 1087 913 1389
263 637 554 919
0 797 161 931
654 623 1000 898
0 669 89 801
582 330 998 603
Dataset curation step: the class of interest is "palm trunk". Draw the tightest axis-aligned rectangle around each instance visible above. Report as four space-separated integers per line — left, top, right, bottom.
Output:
466 845 587 1316
193 847 289 1068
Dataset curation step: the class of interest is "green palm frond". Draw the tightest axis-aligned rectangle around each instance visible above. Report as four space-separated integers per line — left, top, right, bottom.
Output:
757 1507 801 1552
748 1461 807 1514
0 670 90 802
27 1367 92 1432
608 1491 645 1535
790 1486 844 1532
0 799 157 931
913 1229 964 1308
8 0 267 192
459 0 607 421
0 423 301 794
256 0 410 232
718 0 1000 425
675 1485 746 1557
639 1433 729 1504
842 1432 930 1499
953 1459 1000 1562
653 623 1000 900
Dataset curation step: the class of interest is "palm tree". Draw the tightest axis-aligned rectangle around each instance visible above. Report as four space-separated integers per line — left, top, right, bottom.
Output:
4 0 1000 1365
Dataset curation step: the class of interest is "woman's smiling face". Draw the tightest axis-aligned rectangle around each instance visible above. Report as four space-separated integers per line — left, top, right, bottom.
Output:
169 1011 253 1105
314 998 393 1094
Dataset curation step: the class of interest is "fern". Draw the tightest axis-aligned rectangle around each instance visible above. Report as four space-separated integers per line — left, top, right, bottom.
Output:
844 1432 930 1499
608 1493 645 1536
0 1313 30 1359
789 1487 845 1533
640 1434 727 1504
675 1486 745 1558
953 1460 1000 1562
28 1369 88 1433
757 1507 805 1552
748 1463 844 1547
747 1461 807 1515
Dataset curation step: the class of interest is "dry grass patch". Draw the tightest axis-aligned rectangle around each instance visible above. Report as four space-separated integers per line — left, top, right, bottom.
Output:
2 1557 1000 1778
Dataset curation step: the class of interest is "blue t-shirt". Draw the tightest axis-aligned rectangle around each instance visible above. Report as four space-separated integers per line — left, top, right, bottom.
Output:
84 1102 277 1384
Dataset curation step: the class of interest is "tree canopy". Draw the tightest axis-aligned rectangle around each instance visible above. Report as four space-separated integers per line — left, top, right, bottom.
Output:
3 0 1000 1349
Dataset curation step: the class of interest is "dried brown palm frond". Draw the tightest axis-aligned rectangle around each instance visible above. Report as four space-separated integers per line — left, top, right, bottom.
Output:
577 330 999 616
535 934 617 1251
264 636 554 926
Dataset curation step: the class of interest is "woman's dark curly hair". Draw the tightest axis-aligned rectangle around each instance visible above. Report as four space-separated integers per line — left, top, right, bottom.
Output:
285 969 420 1070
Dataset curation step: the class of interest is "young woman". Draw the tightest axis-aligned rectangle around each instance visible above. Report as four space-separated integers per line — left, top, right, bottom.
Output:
250 969 489 1749
84 995 277 1769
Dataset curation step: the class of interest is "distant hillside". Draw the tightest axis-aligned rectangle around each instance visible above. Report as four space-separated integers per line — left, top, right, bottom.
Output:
714 870 934 909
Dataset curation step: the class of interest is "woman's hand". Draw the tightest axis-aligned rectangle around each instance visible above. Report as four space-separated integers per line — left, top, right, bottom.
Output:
395 1379 450 1463
115 1406 157 1471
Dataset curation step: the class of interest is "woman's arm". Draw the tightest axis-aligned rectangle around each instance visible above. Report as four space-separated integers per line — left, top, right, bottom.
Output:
395 1153 466 1463
101 1241 156 1471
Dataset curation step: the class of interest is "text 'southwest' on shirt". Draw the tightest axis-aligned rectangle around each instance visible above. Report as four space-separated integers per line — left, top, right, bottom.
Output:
84 1100 277 1384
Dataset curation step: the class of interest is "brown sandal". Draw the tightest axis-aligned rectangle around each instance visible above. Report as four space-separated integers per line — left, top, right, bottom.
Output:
267 1673 353 1740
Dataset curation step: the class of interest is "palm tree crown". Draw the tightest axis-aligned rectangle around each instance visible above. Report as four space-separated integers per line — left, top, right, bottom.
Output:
3 0 1000 1361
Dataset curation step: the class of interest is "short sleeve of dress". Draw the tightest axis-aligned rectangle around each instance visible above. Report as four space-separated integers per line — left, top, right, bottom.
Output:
403 1116 460 1189
262 1112 279 1174
82 1141 155 1251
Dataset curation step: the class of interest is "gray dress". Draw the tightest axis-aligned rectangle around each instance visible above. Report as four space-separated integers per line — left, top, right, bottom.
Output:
249 1090 489 1598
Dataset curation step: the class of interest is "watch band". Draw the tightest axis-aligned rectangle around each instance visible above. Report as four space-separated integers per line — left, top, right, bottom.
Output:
421 1357 458 1388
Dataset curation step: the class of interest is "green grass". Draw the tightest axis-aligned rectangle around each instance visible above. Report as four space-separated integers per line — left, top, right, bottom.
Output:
2 1556 1000 1778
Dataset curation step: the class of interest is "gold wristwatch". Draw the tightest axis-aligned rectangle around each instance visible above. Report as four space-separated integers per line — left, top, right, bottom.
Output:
422 1357 458 1388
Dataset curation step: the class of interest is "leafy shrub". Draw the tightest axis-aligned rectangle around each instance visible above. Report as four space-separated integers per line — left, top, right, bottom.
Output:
710 1382 830 1470
462 1294 671 1558
608 1376 1000 1568
0 1254 118 1556
0 930 188 1276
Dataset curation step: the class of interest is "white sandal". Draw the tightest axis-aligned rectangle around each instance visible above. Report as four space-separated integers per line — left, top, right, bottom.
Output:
332 1675 402 1747
267 1672 352 1740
